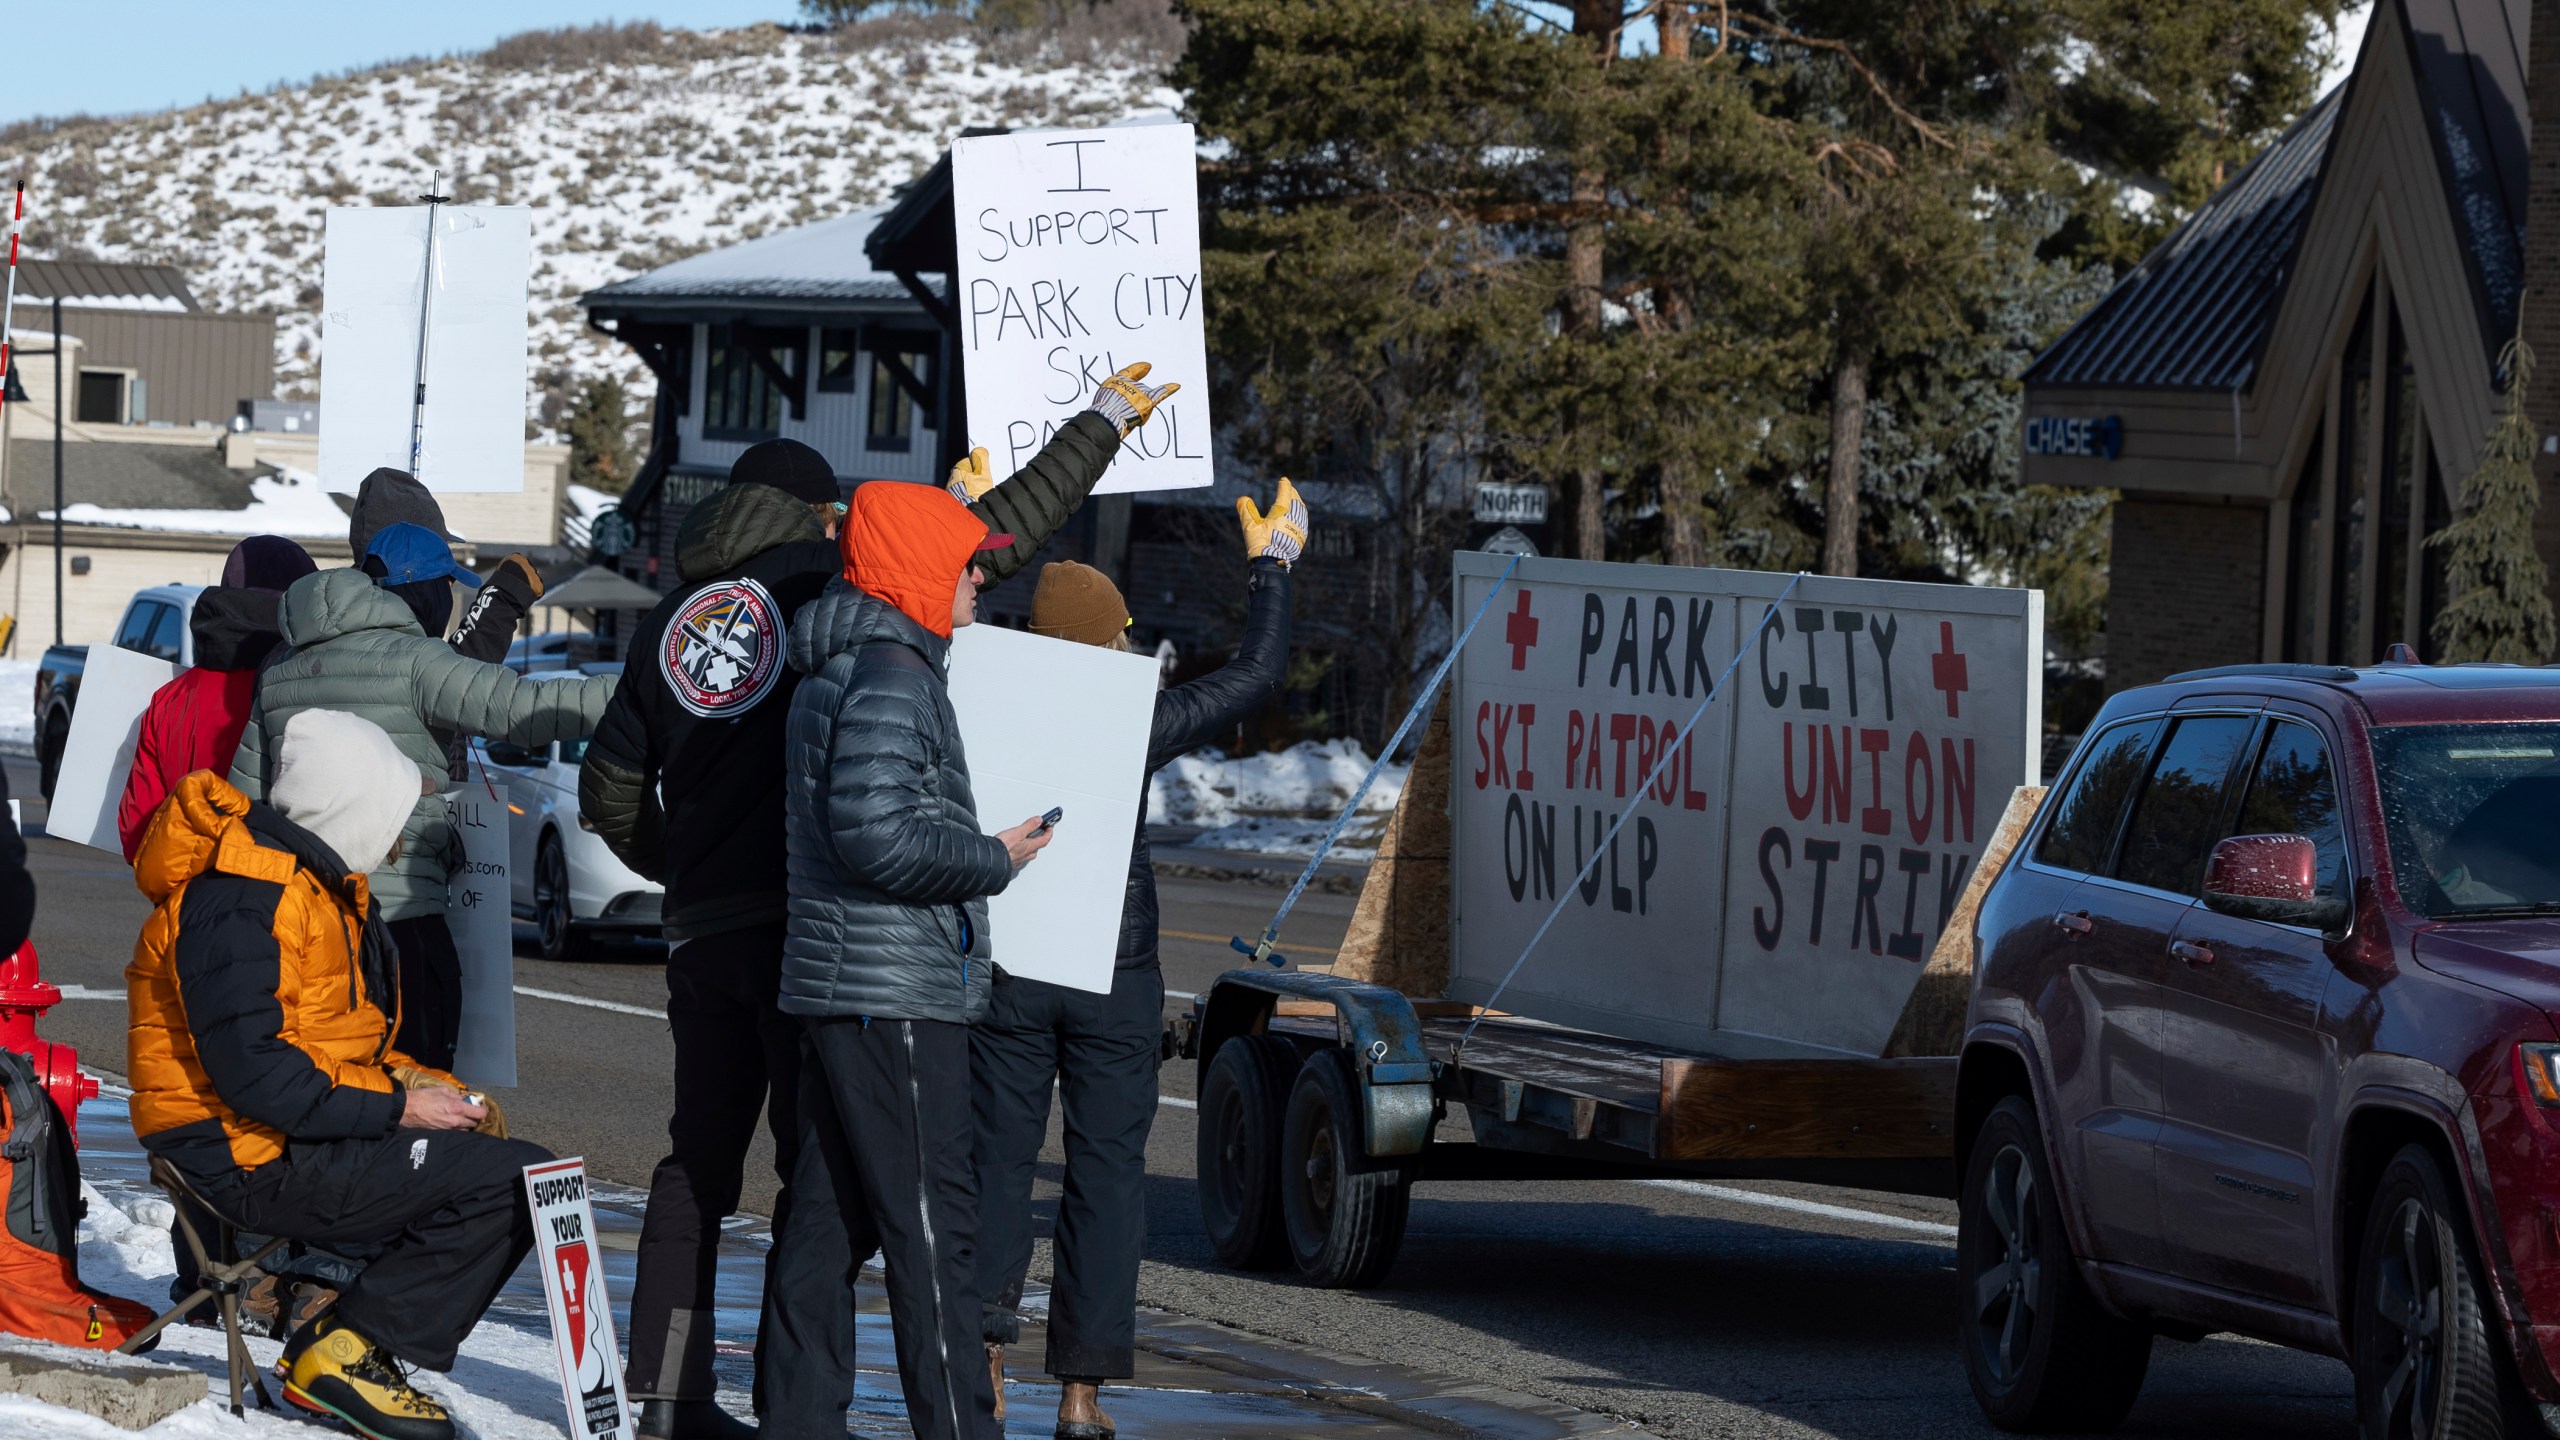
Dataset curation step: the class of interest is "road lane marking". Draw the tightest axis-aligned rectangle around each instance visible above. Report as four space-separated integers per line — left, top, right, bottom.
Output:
1159 928 1338 956
52 985 126 1002
1633 1179 1957 1240
1159 1095 1197 1110
512 985 664 1019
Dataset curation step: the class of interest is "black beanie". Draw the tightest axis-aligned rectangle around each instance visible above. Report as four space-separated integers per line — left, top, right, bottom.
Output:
730 439 841 507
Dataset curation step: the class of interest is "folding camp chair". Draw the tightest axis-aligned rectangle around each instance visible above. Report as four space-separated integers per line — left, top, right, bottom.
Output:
114 1156 286 1416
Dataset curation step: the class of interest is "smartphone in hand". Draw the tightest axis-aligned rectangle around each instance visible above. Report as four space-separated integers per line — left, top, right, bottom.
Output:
1030 806 1065 838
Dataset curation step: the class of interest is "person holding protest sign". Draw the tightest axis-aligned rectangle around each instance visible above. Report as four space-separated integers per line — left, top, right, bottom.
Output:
755 480 1057 1440
231 525 611 1072
129 709 545 1440
579 366 1174 1440
974 479 1306 1436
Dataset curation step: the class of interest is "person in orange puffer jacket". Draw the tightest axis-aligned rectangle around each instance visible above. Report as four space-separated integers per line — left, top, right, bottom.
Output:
115 536 315 862
128 709 548 1440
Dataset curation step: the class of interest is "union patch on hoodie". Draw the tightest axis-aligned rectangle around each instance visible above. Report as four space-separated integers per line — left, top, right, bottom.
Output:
663 578 786 718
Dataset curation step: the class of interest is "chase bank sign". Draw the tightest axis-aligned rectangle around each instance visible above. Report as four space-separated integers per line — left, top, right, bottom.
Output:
2024 414 2123 460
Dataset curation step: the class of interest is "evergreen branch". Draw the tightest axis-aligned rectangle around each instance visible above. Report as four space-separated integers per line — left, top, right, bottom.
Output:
1724 13 1954 151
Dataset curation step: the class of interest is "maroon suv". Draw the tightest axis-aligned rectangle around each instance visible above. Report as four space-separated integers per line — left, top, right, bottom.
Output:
1960 660 2560 1437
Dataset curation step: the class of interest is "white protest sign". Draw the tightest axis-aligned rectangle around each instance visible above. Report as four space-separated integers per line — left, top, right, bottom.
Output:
948 623 1159 994
523 1159 633 1440
1447 557 2041 1058
445 785 516 1087
47 646 178 854
320 205 531 493
952 123 1212 494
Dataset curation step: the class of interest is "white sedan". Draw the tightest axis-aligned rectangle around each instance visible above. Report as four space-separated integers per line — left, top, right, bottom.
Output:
468 672 661 961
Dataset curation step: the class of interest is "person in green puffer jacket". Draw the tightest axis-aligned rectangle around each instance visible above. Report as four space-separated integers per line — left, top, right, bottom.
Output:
231 540 616 1071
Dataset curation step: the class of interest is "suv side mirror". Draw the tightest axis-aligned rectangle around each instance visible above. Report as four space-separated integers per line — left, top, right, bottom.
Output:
2203 833 2349 932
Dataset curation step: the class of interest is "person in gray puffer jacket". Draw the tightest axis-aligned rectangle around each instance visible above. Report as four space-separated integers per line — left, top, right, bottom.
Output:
231 559 615 1068
763 478 1052 1440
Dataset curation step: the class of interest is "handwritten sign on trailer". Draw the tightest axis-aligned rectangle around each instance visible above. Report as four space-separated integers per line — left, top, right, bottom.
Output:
952 123 1212 494
1447 557 2041 1058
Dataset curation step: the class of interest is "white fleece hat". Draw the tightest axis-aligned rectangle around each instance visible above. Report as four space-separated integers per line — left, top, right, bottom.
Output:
269 709 424 875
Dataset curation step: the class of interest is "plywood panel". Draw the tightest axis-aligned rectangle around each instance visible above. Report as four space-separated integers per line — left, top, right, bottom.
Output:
1659 1055 1957 1160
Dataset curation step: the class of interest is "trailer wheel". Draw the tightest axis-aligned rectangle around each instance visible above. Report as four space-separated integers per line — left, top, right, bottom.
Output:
1280 1050 1413 1288
1197 1034 1296 1270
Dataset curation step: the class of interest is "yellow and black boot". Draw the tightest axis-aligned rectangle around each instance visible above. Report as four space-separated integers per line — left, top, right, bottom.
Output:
282 1315 454 1440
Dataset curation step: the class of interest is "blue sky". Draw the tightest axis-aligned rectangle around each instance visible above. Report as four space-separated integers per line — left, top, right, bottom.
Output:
2 2 800 127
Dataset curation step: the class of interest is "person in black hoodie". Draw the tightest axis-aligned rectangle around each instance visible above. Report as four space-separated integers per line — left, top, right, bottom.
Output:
580 361 1176 1440
971 480 1305 1438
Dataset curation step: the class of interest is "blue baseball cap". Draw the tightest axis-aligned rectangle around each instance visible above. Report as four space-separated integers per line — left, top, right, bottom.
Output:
365 521 483 588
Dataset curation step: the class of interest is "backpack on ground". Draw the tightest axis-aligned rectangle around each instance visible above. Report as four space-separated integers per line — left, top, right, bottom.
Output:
0 1047 154 1349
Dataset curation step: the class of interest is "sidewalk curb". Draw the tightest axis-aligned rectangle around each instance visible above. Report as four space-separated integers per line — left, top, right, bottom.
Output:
1126 1308 1664 1439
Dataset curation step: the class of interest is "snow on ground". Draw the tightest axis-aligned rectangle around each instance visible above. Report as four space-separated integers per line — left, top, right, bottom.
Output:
53 1180 577 1439
0 660 37 751
1149 739 1405 858
50 468 349 539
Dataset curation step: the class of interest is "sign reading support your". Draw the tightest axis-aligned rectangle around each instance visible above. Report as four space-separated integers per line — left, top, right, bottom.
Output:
951 123 1212 494
1446 556 2042 1058
524 1159 633 1440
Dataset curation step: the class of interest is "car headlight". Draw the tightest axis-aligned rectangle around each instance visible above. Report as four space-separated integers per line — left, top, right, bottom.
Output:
576 812 597 832
2518 1043 2560 1106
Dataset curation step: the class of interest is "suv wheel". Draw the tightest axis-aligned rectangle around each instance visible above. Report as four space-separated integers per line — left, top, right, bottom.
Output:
37 713 66 802
1959 1095 2150 1432
533 833 576 963
2353 1145 2525 1440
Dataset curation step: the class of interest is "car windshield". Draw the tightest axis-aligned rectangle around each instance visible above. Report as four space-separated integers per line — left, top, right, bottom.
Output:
2373 723 2560 918
558 737 588 765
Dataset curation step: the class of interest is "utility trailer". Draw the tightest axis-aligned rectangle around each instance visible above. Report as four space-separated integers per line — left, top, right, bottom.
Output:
1179 558 2041 1285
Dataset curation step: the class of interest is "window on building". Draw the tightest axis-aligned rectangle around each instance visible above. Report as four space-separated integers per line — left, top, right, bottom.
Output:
2280 275 2458 665
75 370 127 425
868 349 932 452
702 324 785 442
817 327 860 393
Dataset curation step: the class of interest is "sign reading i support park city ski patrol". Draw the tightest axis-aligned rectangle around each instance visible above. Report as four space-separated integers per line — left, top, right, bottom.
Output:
1447 556 2042 1058
951 121 1213 495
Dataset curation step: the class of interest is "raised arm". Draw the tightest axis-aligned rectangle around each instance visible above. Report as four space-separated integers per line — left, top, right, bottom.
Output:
409 646 618 748
951 361 1178 586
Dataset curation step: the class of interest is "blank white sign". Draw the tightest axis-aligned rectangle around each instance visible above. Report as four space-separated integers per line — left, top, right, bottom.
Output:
948 623 1159 993
445 787 517 1087
320 205 530 494
49 646 178 855
952 123 1212 495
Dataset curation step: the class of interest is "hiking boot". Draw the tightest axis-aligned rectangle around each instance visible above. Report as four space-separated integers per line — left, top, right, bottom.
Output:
282 1315 453 1440
242 1274 284 1336
634 1398 756 1439
1056 1379 1114 1440
286 1282 338 1336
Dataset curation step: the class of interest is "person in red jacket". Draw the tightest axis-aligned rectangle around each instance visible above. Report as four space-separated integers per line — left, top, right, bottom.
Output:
115 535 315 862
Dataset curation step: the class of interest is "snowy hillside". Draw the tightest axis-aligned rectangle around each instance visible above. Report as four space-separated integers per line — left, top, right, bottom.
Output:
0 17 1180 432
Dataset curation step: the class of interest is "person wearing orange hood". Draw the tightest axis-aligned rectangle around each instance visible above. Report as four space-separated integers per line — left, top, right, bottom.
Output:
759 482 1053 1440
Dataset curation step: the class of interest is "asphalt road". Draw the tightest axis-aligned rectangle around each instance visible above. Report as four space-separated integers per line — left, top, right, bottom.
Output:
16 766 2357 1438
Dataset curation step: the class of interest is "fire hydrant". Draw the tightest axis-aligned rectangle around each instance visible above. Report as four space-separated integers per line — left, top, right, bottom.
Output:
0 940 98 1143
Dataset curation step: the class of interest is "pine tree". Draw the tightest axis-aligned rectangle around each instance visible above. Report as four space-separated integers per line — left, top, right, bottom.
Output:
2430 333 2556 663
565 376 636 495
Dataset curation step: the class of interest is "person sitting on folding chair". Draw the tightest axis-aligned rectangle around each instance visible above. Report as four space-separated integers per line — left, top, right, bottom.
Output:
127 708 548 1440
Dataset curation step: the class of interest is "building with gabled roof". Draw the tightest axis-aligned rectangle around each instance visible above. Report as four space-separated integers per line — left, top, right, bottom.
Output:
2021 0 2535 688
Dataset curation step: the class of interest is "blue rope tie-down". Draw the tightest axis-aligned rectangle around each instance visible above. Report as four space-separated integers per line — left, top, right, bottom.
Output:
1456 569 1808 1053
1230 551 1525 969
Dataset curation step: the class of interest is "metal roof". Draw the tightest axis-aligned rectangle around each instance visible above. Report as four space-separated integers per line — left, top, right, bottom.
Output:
6 437 274 511
2027 91 2339 391
2028 0 2531 392
11 260 199 313
580 205 938 308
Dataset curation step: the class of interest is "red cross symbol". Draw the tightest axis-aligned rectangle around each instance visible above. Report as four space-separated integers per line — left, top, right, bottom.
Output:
1931 621 1969 718
1504 589 1540 670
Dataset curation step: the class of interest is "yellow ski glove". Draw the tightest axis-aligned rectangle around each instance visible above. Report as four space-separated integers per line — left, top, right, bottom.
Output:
946 445 994 504
1236 478 1309 566
1087 361 1180 436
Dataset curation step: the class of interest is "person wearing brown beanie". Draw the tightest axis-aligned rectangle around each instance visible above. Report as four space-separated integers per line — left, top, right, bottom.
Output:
975 479 1309 1439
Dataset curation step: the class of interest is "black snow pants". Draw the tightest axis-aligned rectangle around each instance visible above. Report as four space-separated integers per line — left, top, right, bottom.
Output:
761 1016 996 1440
179 1129 552 1370
388 914 462 1073
625 923 806 1402
971 964 1163 1379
